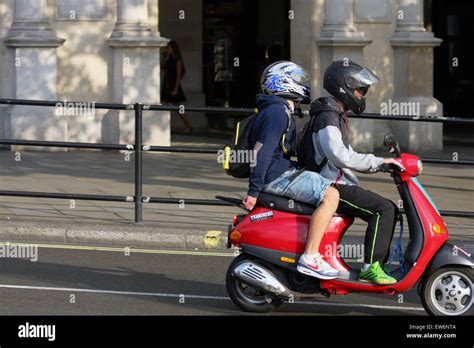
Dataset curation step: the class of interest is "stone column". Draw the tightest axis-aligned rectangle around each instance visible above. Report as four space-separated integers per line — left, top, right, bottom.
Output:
315 0 373 152
390 0 442 152
4 0 65 146
106 0 170 146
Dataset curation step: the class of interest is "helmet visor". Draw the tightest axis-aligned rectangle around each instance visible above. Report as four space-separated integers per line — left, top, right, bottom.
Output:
358 86 369 96
352 68 379 87
290 67 311 84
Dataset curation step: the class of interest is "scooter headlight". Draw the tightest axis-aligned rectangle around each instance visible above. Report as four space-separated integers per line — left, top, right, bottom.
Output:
417 160 423 175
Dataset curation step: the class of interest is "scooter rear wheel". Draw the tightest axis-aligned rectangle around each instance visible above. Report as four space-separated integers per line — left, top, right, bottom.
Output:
226 254 284 313
420 267 473 316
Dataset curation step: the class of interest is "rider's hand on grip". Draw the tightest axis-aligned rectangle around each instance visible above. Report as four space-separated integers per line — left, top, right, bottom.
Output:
383 158 405 172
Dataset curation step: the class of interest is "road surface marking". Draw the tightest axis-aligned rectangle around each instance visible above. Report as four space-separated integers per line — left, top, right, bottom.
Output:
0 283 230 300
293 299 424 311
0 242 233 257
0 283 424 312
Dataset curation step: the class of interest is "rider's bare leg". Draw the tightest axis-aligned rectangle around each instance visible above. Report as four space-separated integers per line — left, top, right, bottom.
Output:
305 186 339 255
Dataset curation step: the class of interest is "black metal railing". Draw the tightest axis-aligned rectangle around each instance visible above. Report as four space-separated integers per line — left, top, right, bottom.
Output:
1 97 474 223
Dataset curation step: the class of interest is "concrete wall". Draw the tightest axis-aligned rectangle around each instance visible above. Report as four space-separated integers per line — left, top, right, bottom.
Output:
0 0 442 151
52 0 115 144
354 0 397 149
290 0 323 132
291 0 441 152
0 0 169 147
0 0 13 140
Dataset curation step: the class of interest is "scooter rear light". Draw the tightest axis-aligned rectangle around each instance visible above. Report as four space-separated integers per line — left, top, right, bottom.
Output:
229 230 241 242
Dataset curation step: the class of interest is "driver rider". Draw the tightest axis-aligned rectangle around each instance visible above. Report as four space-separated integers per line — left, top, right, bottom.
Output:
309 60 405 285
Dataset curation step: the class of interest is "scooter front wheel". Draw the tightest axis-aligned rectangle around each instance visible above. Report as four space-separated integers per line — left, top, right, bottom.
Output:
420 267 473 316
226 254 284 313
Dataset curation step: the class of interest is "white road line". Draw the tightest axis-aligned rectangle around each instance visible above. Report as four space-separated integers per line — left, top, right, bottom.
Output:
0 283 424 312
295 300 424 311
0 283 229 300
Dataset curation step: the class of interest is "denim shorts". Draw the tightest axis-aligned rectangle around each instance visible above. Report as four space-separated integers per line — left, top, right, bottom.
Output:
262 167 332 206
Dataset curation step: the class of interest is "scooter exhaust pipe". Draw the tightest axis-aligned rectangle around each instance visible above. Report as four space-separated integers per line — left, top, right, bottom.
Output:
232 261 293 299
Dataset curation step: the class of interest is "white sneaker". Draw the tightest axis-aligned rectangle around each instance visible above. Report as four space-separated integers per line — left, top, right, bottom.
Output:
297 254 339 279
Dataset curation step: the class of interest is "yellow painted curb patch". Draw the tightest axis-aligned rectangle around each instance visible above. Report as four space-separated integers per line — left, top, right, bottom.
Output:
204 230 223 248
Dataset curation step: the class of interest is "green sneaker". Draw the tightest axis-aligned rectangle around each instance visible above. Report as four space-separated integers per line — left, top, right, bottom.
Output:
359 261 396 285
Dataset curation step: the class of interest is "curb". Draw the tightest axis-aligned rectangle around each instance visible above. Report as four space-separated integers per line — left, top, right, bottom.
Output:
0 221 472 254
0 221 229 251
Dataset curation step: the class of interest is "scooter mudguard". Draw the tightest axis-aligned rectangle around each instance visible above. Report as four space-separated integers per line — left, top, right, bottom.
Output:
423 242 473 277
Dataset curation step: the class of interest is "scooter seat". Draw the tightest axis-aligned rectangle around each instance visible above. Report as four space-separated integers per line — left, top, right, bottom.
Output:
256 192 347 217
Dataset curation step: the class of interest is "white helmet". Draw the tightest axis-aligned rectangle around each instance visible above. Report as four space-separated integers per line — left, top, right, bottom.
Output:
260 61 311 104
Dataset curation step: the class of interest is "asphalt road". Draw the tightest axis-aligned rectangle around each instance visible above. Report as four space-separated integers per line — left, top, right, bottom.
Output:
0 244 428 316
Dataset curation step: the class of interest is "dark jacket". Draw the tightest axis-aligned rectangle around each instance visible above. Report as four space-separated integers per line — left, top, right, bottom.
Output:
248 94 297 197
311 96 384 185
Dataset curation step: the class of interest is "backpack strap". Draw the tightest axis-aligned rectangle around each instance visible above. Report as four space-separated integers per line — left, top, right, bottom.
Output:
280 106 293 155
308 110 328 172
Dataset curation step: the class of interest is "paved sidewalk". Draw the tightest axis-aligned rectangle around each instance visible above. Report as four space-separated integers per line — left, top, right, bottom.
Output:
0 134 473 251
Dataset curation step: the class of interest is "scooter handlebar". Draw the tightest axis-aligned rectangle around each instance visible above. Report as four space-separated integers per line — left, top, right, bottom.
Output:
378 163 402 173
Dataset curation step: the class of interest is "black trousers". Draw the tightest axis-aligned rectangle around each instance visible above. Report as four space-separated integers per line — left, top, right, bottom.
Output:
336 184 398 265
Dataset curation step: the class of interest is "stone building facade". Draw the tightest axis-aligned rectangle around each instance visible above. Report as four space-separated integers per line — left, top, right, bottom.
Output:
0 0 170 147
291 0 442 152
0 0 442 151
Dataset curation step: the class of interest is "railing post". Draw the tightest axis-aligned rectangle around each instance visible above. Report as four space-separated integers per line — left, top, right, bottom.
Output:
134 103 143 224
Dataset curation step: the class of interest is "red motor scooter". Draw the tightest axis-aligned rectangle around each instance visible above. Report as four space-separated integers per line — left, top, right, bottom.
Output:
217 134 473 315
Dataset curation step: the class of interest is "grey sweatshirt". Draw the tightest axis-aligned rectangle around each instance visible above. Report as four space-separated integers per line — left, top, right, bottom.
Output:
310 97 384 186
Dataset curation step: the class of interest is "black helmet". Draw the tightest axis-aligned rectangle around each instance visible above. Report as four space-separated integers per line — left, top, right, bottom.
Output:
323 60 379 114
261 61 311 104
